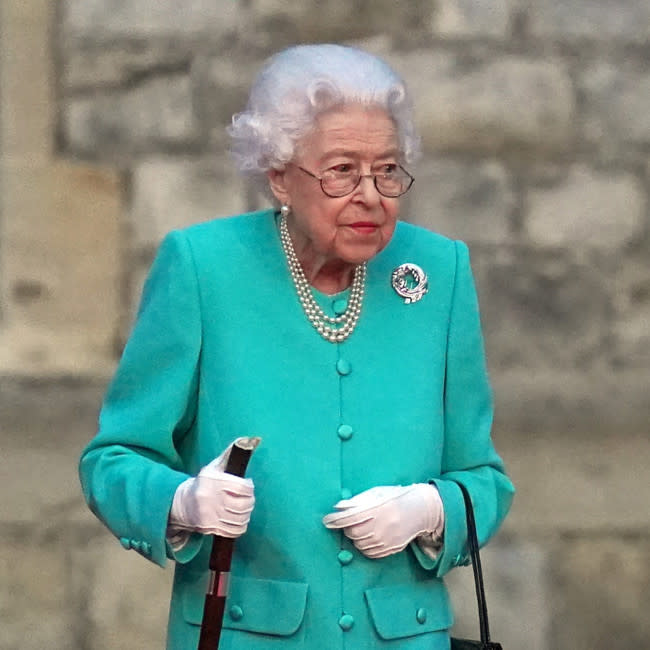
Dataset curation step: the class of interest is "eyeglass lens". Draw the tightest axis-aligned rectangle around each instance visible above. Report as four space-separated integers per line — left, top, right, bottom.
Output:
321 167 413 198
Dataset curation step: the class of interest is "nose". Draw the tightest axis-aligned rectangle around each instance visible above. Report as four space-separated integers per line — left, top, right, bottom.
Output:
353 174 381 205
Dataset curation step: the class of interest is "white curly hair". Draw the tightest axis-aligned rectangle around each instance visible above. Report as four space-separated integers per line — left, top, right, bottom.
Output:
228 44 420 196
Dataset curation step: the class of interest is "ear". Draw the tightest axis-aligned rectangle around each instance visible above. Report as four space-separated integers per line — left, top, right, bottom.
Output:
267 168 291 206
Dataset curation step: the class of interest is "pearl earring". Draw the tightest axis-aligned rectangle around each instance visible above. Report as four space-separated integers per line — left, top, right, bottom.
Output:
280 204 291 218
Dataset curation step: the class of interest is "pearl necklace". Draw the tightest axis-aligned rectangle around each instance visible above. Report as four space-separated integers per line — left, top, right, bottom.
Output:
279 215 366 343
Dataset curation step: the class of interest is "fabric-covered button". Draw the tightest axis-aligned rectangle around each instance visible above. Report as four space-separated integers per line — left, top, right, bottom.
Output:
229 605 244 621
416 608 427 624
337 424 354 441
119 537 131 550
336 359 351 375
333 298 348 315
339 614 355 631
337 550 354 565
340 487 353 499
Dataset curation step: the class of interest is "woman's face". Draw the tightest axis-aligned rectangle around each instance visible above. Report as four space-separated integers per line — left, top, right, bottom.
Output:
268 105 401 280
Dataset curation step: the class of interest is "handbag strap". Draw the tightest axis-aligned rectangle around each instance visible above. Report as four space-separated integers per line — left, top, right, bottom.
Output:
455 481 493 644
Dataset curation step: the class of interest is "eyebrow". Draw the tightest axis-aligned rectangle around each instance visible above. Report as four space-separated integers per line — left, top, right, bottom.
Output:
320 148 400 162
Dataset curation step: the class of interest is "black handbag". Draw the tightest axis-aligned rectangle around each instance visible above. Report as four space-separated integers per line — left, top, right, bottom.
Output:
450 482 503 650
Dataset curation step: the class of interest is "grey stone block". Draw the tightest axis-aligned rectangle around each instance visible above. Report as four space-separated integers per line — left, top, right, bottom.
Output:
0 535 75 650
491 368 650 435
62 0 239 38
525 166 645 248
0 376 104 435
62 75 197 159
431 0 511 38
1 446 86 524
192 55 264 145
580 62 650 151
246 1 436 47
70 532 173 650
498 428 650 533
471 246 610 370
129 155 247 250
612 310 650 368
393 52 574 155
0 377 106 522
529 0 650 41
62 41 195 90
407 157 515 244
0 161 123 375
554 536 650 650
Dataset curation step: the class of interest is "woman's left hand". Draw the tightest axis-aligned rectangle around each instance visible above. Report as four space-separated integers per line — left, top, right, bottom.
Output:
322 484 444 559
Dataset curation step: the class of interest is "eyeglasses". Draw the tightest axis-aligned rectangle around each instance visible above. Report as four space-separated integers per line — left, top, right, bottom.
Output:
296 164 414 198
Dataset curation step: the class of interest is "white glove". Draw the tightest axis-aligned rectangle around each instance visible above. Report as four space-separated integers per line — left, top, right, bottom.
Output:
322 483 444 559
168 440 255 539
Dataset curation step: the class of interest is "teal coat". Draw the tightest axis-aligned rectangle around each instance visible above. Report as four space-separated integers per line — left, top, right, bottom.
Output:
80 209 514 649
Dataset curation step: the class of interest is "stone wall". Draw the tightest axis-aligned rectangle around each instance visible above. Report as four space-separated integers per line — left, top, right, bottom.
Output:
1 1 649 649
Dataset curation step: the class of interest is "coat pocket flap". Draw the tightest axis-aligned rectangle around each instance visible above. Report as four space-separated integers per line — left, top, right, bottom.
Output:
183 574 308 637
365 581 454 640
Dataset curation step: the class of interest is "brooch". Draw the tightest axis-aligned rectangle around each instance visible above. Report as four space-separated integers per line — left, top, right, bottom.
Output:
391 263 429 304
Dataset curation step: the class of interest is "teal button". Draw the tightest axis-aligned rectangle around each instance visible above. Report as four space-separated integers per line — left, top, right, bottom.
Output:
229 605 244 621
339 614 355 631
337 424 353 440
333 298 348 315
340 487 353 499
336 359 351 375
416 608 427 624
337 550 354 565
119 537 131 550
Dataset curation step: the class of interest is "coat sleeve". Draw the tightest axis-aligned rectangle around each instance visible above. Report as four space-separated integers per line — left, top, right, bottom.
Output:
79 230 204 568
412 240 515 575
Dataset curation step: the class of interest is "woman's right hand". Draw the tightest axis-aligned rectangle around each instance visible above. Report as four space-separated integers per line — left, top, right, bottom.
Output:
168 442 255 538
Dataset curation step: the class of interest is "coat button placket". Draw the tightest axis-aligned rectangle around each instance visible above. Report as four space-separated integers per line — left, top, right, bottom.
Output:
335 344 356 635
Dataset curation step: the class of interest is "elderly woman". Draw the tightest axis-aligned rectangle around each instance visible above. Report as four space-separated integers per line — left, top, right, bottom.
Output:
80 44 514 650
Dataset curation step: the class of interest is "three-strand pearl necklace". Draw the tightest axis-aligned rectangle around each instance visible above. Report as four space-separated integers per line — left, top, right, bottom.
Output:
279 215 366 343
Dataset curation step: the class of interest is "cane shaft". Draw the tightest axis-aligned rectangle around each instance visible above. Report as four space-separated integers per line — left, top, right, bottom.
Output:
197 438 259 650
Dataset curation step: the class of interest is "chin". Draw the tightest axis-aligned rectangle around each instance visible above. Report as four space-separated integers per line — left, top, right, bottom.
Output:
341 245 384 265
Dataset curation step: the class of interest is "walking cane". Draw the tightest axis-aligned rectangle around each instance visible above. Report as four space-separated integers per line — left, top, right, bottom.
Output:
197 436 261 650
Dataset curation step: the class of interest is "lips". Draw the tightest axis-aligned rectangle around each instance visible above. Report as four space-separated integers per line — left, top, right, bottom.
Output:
348 222 379 234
